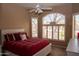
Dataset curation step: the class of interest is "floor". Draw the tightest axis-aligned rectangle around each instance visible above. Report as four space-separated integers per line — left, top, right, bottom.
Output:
48 46 67 56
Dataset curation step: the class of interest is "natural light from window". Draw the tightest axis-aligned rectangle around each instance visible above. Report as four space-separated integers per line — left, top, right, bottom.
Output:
42 13 65 41
74 15 79 38
32 17 38 37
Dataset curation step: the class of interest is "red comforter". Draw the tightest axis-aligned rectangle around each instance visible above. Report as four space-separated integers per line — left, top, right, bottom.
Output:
3 38 49 56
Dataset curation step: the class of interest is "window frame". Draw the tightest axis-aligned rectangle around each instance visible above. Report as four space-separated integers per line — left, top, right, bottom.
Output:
73 13 79 39
42 13 65 41
31 17 38 37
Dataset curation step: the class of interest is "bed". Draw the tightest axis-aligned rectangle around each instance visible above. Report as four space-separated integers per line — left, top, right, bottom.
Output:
1 29 51 56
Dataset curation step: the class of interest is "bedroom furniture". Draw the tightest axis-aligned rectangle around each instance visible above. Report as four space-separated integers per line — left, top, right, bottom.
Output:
66 38 79 56
1 29 51 56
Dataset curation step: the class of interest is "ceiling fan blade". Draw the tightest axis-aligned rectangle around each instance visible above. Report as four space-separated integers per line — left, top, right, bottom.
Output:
29 9 35 13
29 4 52 14
38 9 43 14
41 8 52 10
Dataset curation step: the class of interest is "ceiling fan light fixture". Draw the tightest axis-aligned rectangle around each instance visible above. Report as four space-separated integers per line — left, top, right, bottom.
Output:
38 9 43 13
36 4 40 8
29 4 52 14
37 8 43 13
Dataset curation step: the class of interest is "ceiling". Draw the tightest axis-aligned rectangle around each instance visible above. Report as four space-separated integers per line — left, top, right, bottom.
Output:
16 3 71 8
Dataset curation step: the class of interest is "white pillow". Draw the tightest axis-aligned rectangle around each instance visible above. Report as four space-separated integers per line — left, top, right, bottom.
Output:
20 34 27 40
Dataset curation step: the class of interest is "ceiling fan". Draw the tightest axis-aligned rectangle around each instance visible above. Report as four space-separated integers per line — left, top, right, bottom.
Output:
29 4 52 14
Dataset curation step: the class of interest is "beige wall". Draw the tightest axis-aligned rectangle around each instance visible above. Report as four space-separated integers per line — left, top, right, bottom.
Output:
0 4 1 25
0 4 30 36
0 4 2 20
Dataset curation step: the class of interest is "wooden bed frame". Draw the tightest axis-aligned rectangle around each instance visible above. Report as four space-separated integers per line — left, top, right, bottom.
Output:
1 29 51 56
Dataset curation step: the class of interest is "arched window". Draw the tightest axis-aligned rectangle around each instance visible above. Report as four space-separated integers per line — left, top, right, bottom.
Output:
43 13 65 24
42 13 65 41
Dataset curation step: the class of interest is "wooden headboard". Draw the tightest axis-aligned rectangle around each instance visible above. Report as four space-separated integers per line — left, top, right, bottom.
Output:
1 29 25 45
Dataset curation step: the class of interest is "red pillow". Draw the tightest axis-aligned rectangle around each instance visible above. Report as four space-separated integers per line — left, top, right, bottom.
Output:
4 35 8 41
8 34 15 41
4 33 15 41
4 32 29 41
13 33 21 41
